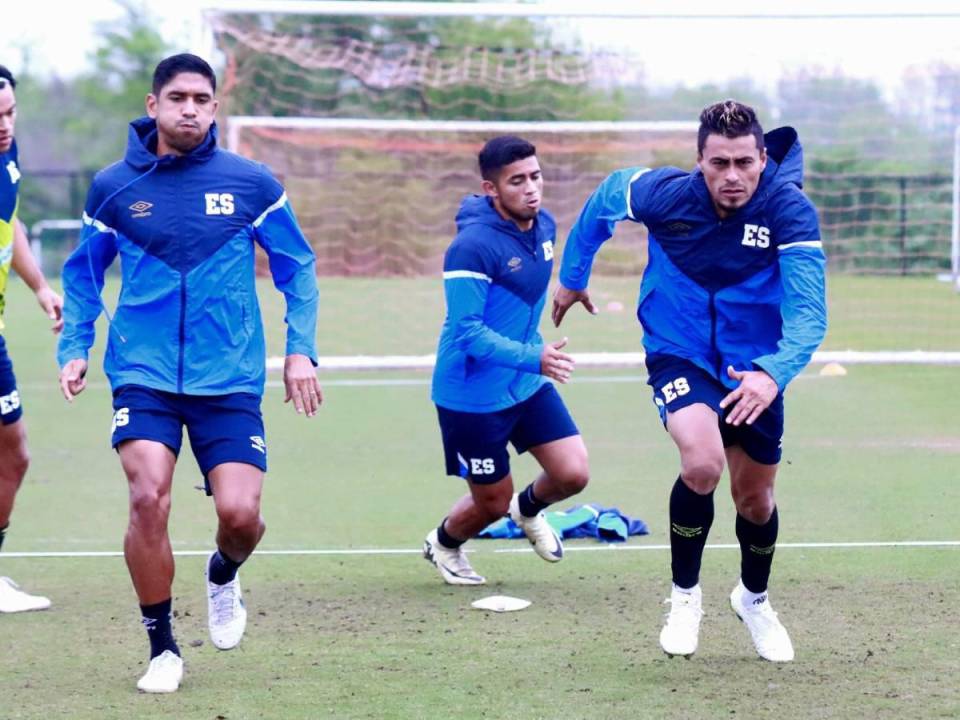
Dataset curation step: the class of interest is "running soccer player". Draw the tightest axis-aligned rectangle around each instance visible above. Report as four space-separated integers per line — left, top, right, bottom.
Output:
57 54 321 692
554 100 827 662
0 65 64 613
423 135 590 585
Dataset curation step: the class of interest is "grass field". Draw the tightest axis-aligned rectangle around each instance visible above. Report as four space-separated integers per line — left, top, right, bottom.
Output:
1 276 958 719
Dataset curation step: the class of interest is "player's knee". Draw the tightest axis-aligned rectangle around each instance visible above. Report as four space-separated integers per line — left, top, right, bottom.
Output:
217 501 262 539
681 456 724 493
0 446 29 487
128 485 171 529
477 490 512 520
556 460 590 497
735 491 775 524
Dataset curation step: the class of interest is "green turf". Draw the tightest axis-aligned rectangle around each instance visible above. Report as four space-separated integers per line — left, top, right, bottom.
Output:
0 278 958 718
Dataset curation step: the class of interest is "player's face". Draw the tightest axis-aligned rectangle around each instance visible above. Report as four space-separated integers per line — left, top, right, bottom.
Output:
146 72 218 156
698 133 766 218
483 155 543 231
0 81 17 154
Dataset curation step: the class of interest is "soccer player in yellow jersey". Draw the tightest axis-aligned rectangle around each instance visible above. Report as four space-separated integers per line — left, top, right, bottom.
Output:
0 65 64 612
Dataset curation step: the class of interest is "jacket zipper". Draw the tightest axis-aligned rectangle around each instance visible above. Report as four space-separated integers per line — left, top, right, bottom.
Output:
177 276 186 393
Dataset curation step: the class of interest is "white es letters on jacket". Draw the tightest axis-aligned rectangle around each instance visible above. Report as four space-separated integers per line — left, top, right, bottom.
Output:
741 224 770 248
205 193 235 215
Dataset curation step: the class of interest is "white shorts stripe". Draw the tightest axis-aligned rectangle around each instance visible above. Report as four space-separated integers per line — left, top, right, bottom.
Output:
443 270 492 283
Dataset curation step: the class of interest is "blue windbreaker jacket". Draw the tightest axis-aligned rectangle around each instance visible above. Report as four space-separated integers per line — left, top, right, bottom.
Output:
57 118 318 395
431 195 556 412
559 127 827 391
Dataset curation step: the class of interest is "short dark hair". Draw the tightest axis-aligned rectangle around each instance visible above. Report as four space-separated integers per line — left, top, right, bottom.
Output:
0 65 16 90
697 99 764 155
478 135 537 181
152 53 216 96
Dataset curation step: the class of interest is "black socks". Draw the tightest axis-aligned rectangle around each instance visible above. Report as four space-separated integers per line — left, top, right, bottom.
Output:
669 476 715 589
736 507 779 594
140 598 180 659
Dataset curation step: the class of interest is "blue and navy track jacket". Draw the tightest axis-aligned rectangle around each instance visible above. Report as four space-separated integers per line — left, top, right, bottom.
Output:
57 118 318 396
431 195 557 412
560 127 827 392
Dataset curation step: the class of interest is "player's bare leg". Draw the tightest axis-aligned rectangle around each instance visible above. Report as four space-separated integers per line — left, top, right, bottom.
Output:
423 475 513 586
727 446 793 662
0 419 50 613
509 434 590 561
205 463 265 650
659 404 724 657
119 439 183 692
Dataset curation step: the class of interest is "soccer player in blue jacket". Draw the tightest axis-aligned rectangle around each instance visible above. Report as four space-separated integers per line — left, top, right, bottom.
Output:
554 101 827 662
0 65 65 614
56 55 321 693
423 136 590 585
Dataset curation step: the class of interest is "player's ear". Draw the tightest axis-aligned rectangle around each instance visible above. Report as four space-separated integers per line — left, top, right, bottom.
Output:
480 178 498 199
145 93 158 119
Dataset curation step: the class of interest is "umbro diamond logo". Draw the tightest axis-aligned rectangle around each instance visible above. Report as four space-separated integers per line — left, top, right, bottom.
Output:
129 200 153 218
667 221 691 234
508 256 522 272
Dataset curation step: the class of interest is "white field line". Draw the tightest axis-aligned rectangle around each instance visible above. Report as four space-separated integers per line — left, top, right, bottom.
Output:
4 540 958 559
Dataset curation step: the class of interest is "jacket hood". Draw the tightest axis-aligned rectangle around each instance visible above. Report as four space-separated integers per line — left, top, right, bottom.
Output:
455 194 545 242
760 126 804 190
125 116 219 170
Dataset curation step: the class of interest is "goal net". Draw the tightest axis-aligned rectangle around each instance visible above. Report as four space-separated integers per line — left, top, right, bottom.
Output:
202 2 960 363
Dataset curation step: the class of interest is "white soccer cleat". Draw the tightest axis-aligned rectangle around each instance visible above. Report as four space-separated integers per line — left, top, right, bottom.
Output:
136 650 183 694
729 580 795 662
206 555 248 650
0 576 51 613
422 529 486 585
508 494 563 562
659 584 704 657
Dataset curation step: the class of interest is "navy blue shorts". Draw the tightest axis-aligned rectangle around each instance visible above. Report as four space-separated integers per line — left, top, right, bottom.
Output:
646 354 784 465
0 335 22 425
436 383 579 484
111 385 267 486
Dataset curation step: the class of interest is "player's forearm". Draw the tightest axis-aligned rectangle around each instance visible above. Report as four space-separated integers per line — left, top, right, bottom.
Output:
559 168 640 289
753 251 827 390
11 221 49 293
453 319 542 373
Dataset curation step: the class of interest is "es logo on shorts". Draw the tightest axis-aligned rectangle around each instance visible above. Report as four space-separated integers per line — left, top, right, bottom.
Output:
661 377 690 403
470 457 495 475
111 407 130 433
0 390 20 415
205 193 235 216
250 435 266 454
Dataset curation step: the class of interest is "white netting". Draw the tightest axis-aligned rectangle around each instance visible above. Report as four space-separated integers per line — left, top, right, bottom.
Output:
202 4 960 358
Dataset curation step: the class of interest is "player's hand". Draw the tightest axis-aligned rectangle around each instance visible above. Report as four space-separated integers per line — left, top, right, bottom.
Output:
59 359 88 402
284 353 323 417
719 366 778 426
551 284 597 327
540 337 575 384
36 286 64 334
